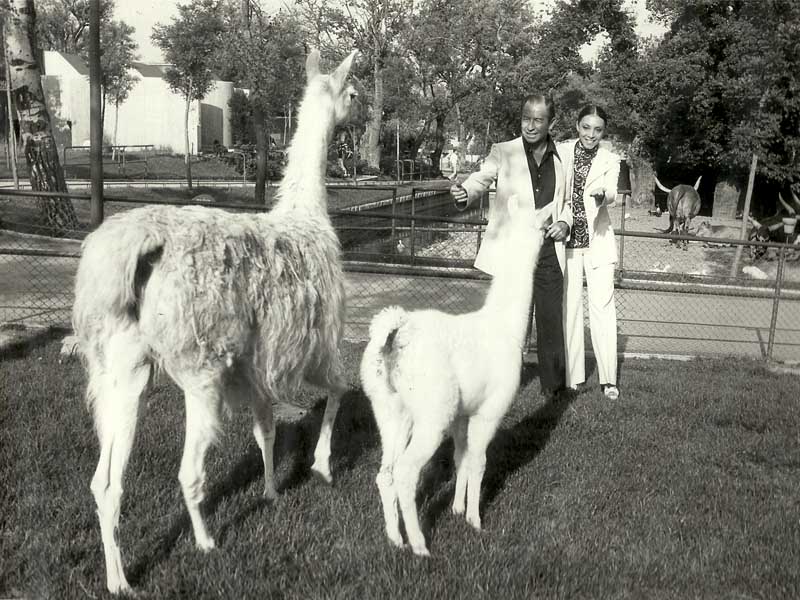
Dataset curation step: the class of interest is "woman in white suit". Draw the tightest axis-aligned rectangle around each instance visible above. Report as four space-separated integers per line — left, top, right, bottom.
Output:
557 105 621 400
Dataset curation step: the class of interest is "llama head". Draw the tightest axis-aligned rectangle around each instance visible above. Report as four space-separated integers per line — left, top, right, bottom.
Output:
305 49 359 127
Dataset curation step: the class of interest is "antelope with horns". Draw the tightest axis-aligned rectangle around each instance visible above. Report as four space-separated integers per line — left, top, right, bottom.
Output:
654 174 702 250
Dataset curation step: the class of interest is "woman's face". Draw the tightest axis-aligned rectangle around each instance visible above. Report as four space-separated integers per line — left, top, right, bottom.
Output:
576 114 606 150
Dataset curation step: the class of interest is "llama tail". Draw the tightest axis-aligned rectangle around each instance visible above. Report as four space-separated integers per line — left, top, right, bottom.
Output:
368 306 409 356
73 215 166 337
360 306 409 397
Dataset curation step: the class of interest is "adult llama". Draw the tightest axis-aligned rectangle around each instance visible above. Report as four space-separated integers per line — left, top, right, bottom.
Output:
360 194 547 556
72 49 357 594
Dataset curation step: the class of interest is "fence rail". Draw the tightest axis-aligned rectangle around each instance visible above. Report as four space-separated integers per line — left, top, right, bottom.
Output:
1 186 798 362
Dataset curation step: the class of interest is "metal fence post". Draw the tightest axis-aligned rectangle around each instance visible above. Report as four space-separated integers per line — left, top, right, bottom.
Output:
476 191 485 253
618 195 626 277
766 245 786 361
391 188 397 245
410 188 417 265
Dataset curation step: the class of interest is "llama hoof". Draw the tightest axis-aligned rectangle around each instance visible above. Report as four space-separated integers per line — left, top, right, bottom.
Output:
411 545 431 557
263 486 278 502
196 537 217 552
466 516 482 531
310 463 333 486
386 531 404 548
107 579 133 596
452 502 465 516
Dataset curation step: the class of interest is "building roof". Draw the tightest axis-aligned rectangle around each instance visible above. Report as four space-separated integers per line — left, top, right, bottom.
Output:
132 62 171 78
59 53 89 76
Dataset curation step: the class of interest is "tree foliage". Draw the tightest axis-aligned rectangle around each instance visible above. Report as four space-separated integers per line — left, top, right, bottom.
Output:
152 0 224 103
216 6 305 120
34 0 114 55
631 0 800 185
152 0 224 188
99 20 138 110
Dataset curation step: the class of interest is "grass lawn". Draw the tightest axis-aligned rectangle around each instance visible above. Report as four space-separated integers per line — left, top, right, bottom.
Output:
0 154 243 182
2 336 799 598
0 184 417 239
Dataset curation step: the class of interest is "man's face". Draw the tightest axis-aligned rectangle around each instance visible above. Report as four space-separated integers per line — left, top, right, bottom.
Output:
520 101 551 145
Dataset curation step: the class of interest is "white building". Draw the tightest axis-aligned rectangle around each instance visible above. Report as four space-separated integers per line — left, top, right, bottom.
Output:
40 51 234 155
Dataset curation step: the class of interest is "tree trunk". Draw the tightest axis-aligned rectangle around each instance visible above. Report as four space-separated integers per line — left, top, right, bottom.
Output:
113 100 119 155
4 0 78 234
628 155 655 210
253 101 268 205
184 88 193 189
713 178 742 222
455 101 466 166
4 49 19 189
362 51 383 170
429 112 446 178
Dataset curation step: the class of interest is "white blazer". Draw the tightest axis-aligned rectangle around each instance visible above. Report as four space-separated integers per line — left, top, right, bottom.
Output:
557 140 620 267
459 137 572 275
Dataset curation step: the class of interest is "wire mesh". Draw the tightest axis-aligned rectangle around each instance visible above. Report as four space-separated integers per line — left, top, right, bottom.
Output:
1 186 798 362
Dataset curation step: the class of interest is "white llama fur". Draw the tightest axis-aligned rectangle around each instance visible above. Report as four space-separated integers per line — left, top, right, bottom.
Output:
360 195 547 556
72 49 358 594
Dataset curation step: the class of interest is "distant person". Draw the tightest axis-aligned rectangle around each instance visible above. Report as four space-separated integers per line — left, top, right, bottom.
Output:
336 130 352 177
450 94 573 400
444 149 460 180
212 139 225 158
557 104 621 400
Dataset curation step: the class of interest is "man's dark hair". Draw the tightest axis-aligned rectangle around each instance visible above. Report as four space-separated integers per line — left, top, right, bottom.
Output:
522 94 556 120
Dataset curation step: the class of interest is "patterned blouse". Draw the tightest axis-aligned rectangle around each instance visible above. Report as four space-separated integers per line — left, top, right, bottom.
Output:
566 141 599 249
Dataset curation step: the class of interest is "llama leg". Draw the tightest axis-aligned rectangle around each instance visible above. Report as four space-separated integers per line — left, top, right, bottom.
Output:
89 333 150 594
374 411 411 548
451 416 469 516
309 369 348 484
178 380 222 552
252 400 278 501
464 414 502 531
394 424 446 556
375 430 401 547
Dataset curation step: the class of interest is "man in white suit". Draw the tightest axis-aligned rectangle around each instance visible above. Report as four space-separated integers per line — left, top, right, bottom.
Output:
451 95 573 398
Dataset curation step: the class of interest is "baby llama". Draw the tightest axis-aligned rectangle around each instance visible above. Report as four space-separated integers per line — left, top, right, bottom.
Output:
72 49 357 594
360 194 547 556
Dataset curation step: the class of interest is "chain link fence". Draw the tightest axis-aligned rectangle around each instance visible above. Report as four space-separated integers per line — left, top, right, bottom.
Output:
1 186 798 362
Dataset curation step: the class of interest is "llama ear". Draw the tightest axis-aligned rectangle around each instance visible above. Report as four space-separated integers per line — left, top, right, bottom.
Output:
306 49 321 82
331 50 358 90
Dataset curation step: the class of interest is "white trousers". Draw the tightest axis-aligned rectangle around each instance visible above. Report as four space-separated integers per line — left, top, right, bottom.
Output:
563 248 617 387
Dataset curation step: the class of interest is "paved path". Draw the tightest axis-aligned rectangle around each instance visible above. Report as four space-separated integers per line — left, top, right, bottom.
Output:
2 238 799 363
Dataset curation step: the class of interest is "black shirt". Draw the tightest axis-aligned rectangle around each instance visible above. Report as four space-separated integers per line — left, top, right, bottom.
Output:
522 137 559 210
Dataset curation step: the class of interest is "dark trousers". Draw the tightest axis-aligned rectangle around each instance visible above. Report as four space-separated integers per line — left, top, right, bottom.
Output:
533 238 566 392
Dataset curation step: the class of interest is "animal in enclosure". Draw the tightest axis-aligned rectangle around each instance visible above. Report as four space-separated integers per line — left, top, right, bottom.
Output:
654 174 702 249
72 49 358 594
748 190 800 259
360 194 546 556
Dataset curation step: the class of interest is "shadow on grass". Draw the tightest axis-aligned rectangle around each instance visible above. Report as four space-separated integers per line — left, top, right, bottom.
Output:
126 387 376 586
414 363 578 547
0 325 70 360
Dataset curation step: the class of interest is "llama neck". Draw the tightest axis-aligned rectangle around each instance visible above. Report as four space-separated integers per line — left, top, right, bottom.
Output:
481 251 537 348
273 101 333 216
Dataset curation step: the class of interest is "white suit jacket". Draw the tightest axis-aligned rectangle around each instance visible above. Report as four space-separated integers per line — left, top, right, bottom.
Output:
458 137 572 276
557 140 621 267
